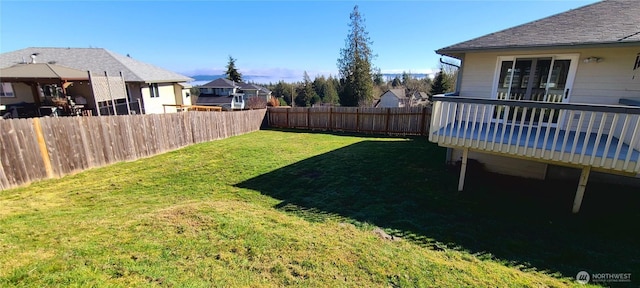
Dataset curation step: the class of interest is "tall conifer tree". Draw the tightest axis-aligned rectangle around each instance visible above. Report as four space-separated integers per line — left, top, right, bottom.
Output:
337 5 375 106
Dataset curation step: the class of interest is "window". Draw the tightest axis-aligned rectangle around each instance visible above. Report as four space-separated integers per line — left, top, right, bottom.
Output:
149 83 160 98
492 54 578 124
0 83 15 97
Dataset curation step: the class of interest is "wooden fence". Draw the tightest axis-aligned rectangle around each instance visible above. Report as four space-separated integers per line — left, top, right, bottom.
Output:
0 109 266 190
267 106 431 136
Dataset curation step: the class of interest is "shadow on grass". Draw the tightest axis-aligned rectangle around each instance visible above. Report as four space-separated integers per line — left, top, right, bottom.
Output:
235 137 639 283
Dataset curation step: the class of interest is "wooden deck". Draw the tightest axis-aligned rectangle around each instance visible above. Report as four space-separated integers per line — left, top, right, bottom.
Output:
429 96 640 213
433 121 640 171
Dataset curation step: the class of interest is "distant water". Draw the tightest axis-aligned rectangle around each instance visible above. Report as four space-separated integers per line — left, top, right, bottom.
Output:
189 73 433 86
189 75 301 86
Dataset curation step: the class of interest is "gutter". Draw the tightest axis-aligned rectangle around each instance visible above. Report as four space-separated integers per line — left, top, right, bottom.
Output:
437 56 462 96
436 55 463 165
436 40 640 56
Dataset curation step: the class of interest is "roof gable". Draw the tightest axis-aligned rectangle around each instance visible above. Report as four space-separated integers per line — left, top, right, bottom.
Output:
238 82 271 93
0 47 192 83
437 0 640 55
201 78 238 88
382 89 406 99
239 82 261 90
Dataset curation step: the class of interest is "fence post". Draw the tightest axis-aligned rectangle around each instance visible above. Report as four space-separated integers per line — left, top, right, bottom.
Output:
307 108 311 130
286 108 290 128
329 107 332 131
356 108 360 133
385 108 391 135
420 107 427 136
33 118 54 178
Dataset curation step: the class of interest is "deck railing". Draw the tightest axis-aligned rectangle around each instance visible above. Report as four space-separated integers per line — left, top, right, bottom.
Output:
429 96 640 174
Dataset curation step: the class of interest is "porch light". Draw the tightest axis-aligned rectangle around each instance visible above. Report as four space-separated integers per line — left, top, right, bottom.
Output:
583 56 602 63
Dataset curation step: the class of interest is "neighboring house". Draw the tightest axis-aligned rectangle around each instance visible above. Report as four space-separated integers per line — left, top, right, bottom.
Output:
410 91 430 106
198 78 240 96
196 78 244 110
413 91 428 101
238 82 272 103
0 47 193 115
376 89 409 108
196 78 271 109
196 94 244 110
429 0 640 212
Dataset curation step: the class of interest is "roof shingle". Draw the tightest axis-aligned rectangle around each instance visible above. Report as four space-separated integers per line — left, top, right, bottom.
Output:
200 78 239 88
437 0 640 55
0 47 192 83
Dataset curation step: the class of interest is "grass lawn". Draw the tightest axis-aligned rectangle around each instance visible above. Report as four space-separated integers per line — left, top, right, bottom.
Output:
1 129 636 287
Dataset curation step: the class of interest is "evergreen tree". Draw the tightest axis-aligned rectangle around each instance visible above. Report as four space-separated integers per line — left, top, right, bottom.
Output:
337 5 375 107
312 76 327 100
189 87 201 97
225 55 242 82
391 76 402 88
429 71 451 99
401 71 411 86
372 68 384 86
295 72 317 107
273 81 286 98
324 76 339 104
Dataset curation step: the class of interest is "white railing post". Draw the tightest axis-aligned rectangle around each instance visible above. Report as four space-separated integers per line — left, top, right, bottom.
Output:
428 97 640 175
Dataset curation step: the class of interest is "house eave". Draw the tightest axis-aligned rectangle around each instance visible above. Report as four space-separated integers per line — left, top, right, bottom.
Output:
436 41 640 58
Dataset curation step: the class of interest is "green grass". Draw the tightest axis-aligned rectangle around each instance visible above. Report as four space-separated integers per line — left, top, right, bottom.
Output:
1 129 635 287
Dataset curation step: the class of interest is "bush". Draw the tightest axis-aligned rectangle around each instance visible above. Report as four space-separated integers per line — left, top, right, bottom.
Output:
246 97 267 109
267 96 280 107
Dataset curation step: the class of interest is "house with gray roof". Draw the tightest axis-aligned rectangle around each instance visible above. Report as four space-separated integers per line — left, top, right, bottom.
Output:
198 78 240 96
238 82 272 102
428 0 640 212
196 78 271 109
376 88 409 108
0 47 193 115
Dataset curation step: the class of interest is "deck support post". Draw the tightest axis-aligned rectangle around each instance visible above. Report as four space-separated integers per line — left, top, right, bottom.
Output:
572 166 591 213
458 148 469 191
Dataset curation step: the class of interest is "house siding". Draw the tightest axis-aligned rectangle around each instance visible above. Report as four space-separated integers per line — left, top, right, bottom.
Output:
458 46 640 104
141 83 177 114
1 83 33 105
378 91 403 107
181 87 192 106
172 84 192 107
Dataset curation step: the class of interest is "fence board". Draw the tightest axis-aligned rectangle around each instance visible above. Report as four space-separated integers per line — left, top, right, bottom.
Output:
0 109 266 191
267 106 430 136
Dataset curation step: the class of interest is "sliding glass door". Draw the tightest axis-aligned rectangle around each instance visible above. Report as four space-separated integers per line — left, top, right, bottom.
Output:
493 54 578 124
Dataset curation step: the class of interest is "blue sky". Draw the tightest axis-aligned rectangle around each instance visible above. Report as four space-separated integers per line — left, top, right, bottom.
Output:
1 0 599 82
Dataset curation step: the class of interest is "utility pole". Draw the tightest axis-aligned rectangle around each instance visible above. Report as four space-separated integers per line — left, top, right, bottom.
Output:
291 84 295 107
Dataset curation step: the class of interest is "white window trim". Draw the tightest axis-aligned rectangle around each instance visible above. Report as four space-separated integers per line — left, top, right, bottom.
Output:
0 83 15 98
149 83 160 98
490 53 580 102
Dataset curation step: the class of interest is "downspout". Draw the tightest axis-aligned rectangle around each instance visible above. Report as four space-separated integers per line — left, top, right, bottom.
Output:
438 55 464 164
439 56 463 96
